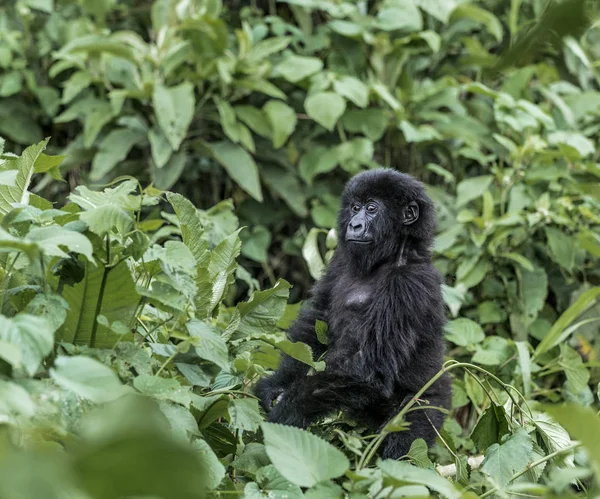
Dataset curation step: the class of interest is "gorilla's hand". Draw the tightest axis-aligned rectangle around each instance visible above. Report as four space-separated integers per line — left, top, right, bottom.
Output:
254 376 284 412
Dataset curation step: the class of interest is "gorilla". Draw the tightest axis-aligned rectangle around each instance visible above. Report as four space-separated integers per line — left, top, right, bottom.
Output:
255 168 450 459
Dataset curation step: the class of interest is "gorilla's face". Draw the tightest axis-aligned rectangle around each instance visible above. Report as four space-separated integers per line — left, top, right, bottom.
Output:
345 198 420 245
337 169 435 270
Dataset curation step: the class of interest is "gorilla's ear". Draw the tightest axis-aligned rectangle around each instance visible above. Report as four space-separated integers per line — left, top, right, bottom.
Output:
402 201 419 225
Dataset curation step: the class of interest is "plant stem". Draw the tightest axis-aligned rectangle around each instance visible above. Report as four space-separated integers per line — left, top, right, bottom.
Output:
90 237 111 348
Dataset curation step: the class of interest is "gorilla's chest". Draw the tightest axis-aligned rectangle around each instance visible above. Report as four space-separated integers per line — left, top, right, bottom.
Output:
332 278 375 312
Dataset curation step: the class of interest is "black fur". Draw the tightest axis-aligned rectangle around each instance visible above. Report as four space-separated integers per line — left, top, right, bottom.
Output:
255 169 450 459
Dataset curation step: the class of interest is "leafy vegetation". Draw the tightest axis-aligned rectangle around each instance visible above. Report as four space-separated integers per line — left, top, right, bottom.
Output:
1 0 600 497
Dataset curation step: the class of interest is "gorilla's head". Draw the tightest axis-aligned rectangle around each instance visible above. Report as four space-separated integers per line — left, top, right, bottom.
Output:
337 169 435 268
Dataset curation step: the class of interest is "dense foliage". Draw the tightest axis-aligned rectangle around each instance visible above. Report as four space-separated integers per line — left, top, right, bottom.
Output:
1 0 600 497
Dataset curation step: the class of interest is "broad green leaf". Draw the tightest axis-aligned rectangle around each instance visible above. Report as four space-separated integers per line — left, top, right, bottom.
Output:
0 139 48 217
450 4 503 41
133 374 191 407
533 412 575 468
0 314 54 376
470 403 510 453
27 226 94 261
241 226 271 263
407 439 433 468
0 379 35 418
534 287 600 357
62 71 92 104
262 422 350 487
261 164 308 218
228 398 262 432
376 4 423 32
548 131 595 158
50 355 129 403
378 460 462 499
305 92 346 131
235 105 272 139
480 429 534 488
211 141 263 201
231 280 291 340
148 127 173 168
520 267 548 320
244 465 303 499
559 344 590 393
545 227 574 270
247 36 291 63
60 261 139 347
333 76 369 108
472 336 512 365
444 318 485 346
275 55 323 83
456 175 493 207
257 335 324 370
153 82 195 150
90 128 145 180
187 319 229 370
193 439 226 491
263 101 297 148
166 192 208 263
302 228 327 279
548 406 600 474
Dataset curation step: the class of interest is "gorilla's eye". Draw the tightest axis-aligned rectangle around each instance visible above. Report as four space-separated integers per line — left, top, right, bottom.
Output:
351 203 361 213
366 203 378 214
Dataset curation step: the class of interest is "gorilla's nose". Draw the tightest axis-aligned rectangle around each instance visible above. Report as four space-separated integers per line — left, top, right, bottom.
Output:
347 222 364 239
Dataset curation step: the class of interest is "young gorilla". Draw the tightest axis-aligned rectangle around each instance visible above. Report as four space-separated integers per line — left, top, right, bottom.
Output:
255 169 450 458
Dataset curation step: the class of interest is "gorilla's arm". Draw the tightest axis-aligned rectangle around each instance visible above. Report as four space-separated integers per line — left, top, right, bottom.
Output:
254 277 332 411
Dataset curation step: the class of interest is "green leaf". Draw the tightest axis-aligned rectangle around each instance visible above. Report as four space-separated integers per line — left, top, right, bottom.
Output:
0 379 35 418
275 55 323 83
60 261 139 347
50 355 129 403
515 341 532 398
90 128 145 180
187 319 229 370
153 82 195 150
376 4 423 32
444 318 485 346
315 320 328 345
333 76 369 108
472 336 512 366
133 374 191 407
407 439 433 468
211 141 263 201
305 92 346 131
263 101 297 148
533 412 575 468
149 127 173 168
241 226 271 263
247 36 291 63
450 4 503 41
0 314 54 376
470 403 510 453
378 460 462 499
193 439 226 491
0 139 48 217
262 422 350 488
534 287 600 357
166 192 208 263
480 429 534 488
545 227 574 270
27 226 94 261
231 280 291 340
228 398 262 432
302 228 327 280
548 405 600 478
245 465 303 499
456 175 493 207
